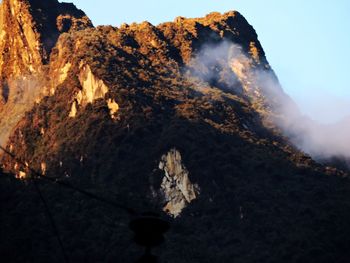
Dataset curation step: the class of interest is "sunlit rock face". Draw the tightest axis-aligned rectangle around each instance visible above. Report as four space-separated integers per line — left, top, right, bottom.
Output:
0 0 92 147
159 148 200 217
78 64 109 105
69 63 119 119
106 98 119 119
0 7 308 181
0 0 92 82
57 62 72 86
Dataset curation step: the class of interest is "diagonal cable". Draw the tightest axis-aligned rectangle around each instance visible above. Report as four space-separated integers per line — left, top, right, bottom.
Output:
0 145 138 215
31 177 70 263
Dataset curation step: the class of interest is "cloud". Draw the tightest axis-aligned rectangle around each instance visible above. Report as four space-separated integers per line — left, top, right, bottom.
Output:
187 41 350 162
186 41 247 95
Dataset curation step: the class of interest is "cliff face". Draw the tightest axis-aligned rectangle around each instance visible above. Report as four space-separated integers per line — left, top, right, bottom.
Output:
1 3 350 263
158 148 199 217
1 9 311 178
0 0 92 145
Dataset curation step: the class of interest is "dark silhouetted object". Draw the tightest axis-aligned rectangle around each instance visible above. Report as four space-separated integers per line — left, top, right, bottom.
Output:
130 213 170 263
136 248 158 263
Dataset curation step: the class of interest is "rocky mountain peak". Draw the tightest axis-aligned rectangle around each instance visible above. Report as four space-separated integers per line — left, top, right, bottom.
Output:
156 11 266 65
0 0 92 146
0 0 92 70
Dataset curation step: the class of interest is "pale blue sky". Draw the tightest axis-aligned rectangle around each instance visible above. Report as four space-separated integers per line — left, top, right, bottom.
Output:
65 0 350 123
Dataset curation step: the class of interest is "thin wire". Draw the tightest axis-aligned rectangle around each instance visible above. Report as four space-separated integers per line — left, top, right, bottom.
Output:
1 147 70 262
0 145 137 216
0 145 141 263
0 146 170 262
31 177 70 263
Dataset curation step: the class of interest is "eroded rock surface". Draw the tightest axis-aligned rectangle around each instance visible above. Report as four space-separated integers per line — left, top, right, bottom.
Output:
69 63 119 119
159 148 199 217
0 0 92 147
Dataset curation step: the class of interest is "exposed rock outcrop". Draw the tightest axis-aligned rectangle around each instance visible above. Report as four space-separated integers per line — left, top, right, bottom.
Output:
0 0 92 147
159 148 199 217
106 98 119 119
77 64 109 105
69 63 119 119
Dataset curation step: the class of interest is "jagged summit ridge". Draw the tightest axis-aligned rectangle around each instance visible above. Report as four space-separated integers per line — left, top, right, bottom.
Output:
0 0 92 66
0 7 312 176
0 7 339 180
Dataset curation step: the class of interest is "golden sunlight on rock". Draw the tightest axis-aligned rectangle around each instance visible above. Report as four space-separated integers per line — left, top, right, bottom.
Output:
41 162 46 175
107 98 119 119
78 63 109 105
18 171 26 179
69 63 110 118
58 62 71 85
249 41 260 63
69 100 78 118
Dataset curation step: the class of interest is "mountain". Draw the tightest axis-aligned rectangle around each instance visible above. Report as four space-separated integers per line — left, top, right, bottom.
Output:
1 1 350 262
